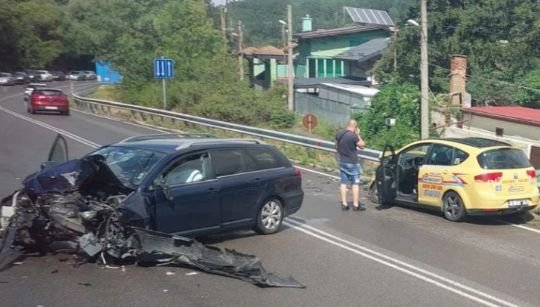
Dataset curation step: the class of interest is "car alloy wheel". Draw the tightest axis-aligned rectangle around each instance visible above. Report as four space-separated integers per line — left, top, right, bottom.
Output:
255 199 283 234
443 191 466 222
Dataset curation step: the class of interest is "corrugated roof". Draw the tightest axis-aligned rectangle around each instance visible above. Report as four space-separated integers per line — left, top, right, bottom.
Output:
321 83 379 96
462 106 540 126
294 77 371 88
333 37 390 62
294 25 386 40
243 45 284 56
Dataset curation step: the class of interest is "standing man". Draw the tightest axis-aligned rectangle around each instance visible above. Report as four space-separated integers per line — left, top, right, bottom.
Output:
335 119 366 211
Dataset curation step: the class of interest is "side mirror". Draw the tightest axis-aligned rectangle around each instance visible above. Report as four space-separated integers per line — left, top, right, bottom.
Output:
157 177 172 201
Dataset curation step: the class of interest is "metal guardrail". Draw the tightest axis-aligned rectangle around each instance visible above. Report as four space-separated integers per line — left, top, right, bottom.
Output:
72 90 382 162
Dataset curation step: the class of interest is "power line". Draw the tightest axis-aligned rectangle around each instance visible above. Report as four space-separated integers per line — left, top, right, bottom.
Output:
428 63 540 93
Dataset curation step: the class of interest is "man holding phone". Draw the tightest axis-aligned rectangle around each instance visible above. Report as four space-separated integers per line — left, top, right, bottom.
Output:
335 119 366 211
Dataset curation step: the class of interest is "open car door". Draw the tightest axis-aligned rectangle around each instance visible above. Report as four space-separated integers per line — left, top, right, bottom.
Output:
376 144 397 204
47 134 69 163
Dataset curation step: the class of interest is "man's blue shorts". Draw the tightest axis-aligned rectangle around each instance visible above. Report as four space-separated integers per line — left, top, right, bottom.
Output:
339 163 362 185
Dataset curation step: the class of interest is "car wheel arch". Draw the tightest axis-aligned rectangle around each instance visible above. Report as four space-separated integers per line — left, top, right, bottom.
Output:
440 189 470 213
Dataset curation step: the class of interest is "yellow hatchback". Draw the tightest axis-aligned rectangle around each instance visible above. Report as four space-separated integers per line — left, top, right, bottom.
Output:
370 138 539 221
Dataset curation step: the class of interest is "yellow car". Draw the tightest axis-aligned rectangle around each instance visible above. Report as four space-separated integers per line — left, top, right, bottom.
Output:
370 137 539 221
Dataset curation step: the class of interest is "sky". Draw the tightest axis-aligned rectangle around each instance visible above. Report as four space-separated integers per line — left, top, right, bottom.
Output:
212 0 226 5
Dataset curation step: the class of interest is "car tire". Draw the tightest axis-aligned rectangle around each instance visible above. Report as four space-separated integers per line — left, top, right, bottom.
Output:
443 191 466 222
62 110 70 116
255 198 284 235
368 183 379 204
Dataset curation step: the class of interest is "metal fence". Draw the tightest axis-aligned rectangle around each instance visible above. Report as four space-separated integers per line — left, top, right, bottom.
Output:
72 90 382 162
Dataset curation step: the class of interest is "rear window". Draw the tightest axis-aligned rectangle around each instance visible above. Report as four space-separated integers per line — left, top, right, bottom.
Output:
477 148 530 169
245 147 288 170
33 90 64 96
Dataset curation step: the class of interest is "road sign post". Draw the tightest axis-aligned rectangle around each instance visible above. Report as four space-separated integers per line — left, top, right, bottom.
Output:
154 57 174 109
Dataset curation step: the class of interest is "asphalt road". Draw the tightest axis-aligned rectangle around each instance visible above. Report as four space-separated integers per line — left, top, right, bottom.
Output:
1 82 540 307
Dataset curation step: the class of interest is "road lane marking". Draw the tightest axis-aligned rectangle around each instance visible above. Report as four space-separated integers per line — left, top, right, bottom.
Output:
285 218 519 307
0 98 527 306
295 165 340 180
505 222 540 235
0 105 100 149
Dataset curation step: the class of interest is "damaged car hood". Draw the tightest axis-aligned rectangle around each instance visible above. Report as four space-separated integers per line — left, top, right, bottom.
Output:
0 155 304 288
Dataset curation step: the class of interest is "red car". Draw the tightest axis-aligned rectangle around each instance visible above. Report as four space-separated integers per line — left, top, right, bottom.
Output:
27 88 70 115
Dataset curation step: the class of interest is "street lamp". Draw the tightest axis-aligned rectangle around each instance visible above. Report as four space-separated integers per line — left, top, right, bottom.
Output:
406 19 420 27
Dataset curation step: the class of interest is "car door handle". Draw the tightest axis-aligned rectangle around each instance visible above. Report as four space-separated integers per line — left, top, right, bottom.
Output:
253 178 262 182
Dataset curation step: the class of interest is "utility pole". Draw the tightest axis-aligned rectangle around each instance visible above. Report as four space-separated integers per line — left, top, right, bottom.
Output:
287 4 294 112
420 0 429 139
220 8 226 41
238 21 244 80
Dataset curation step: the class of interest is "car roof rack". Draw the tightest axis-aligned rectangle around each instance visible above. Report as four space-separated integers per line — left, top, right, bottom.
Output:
175 139 263 150
119 133 215 143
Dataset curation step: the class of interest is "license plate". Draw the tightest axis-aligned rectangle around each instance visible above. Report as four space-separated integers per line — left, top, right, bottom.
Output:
508 199 528 208
45 106 58 110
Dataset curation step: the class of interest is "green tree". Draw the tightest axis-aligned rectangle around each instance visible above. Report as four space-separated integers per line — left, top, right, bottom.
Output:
375 0 540 105
0 0 64 69
354 82 420 150
516 68 540 108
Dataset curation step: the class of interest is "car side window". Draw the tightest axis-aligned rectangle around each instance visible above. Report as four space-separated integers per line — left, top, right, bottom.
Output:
211 149 248 177
245 148 285 170
453 149 469 165
398 144 430 167
162 153 210 186
427 144 454 166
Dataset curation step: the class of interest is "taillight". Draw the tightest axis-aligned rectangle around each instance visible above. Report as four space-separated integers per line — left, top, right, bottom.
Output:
294 167 302 177
527 170 537 179
474 172 502 182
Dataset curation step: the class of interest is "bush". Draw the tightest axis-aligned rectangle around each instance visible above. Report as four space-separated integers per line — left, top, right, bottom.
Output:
354 82 421 150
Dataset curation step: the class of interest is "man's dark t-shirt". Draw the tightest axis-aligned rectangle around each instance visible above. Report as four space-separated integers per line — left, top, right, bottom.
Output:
336 129 359 164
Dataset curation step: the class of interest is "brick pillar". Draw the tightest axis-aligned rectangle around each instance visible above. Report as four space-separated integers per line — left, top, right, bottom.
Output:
449 55 467 106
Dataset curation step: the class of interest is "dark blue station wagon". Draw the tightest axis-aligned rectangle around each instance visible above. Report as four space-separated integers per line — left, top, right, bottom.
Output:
38 134 304 237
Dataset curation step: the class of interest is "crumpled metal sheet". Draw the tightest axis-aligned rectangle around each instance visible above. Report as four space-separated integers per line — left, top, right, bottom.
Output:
0 158 304 288
134 229 304 288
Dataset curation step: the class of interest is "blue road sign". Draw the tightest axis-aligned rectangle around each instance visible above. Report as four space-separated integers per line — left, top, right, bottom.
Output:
154 57 174 79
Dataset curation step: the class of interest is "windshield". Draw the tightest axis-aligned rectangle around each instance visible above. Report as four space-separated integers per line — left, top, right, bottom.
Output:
89 146 166 188
477 148 531 169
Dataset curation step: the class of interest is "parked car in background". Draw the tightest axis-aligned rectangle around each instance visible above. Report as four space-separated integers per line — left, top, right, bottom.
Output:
35 135 304 236
24 69 38 82
51 71 66 81
82 70 97 80
13 72 30 84
27 88 70 115
371 138 539 221
0 72 16 86
67 71 86 81
35 70 54 82
24 83 47 101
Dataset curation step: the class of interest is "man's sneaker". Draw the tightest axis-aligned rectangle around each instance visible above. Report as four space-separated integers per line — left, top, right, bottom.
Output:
340 202 350 210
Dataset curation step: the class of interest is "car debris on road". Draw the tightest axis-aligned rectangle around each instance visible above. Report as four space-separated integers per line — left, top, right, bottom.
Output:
0 155 304 288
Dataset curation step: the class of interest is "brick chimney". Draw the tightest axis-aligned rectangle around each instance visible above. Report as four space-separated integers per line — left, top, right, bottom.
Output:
449 55 467 106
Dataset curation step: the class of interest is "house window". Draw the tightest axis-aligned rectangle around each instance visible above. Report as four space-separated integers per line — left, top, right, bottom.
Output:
317 59 325 77
326 59 334 76
308 59 316 78
335 60 343 76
